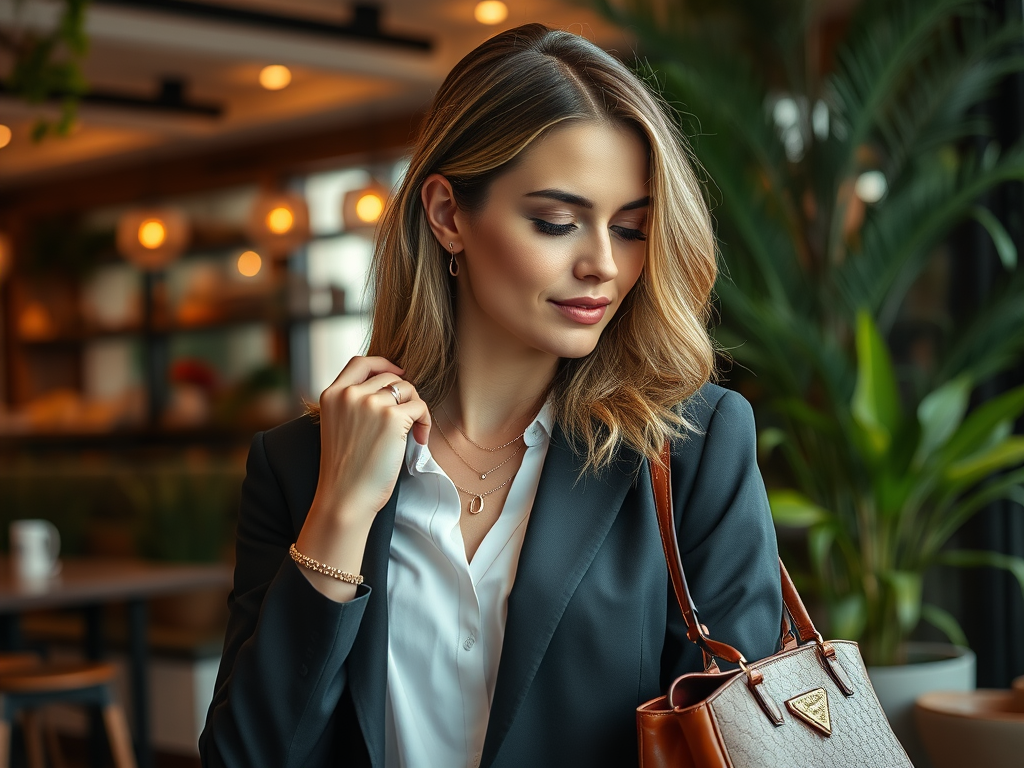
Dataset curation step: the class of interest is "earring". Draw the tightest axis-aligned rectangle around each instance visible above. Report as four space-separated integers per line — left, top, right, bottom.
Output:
448 242 459 277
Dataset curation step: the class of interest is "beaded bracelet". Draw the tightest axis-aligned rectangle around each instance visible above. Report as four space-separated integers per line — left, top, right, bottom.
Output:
289 543 364 586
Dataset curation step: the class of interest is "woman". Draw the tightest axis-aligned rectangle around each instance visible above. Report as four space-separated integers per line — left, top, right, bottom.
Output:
201 23 781 768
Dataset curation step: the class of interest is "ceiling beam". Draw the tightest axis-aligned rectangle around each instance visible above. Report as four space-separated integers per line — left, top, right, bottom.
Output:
0 0 445 84
94 0 432 51
0 110 424 219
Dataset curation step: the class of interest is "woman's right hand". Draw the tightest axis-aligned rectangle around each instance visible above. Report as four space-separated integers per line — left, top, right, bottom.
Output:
294 356 431 601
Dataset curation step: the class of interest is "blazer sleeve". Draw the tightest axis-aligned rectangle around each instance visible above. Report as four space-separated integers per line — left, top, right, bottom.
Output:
661 387 783 684
200 429 370 768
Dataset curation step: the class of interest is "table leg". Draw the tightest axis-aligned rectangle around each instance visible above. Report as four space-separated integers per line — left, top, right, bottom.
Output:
126 598 152 768
83 604 106 768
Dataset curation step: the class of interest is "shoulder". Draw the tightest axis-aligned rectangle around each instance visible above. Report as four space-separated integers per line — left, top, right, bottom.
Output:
675 382 755 443
260 413 321 462
666 382 758 486
248 414 322 502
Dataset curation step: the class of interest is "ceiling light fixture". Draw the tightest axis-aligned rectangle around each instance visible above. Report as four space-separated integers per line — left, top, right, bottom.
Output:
237 250 262 277
116 208 191 270
0 125 11 149
474 1 508 25
248 190 310 257
342 181 390 232
138 219 168 249
266 206 295 234
259 64 292 90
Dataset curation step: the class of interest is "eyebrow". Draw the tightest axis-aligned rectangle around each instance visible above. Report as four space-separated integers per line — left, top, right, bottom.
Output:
524 189 650 212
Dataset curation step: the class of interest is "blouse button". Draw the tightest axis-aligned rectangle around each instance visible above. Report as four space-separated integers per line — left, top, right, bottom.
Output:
463 636 476 651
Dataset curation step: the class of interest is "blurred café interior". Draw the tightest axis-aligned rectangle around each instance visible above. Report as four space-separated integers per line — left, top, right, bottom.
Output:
1 0 1023 767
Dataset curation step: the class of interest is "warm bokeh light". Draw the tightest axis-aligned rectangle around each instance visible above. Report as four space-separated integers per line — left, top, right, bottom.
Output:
474 1 508 24
237 250 262 277
138 219 168 249
0 125 11 149
355 192 384 223
259 65 292 90
266 206 294 234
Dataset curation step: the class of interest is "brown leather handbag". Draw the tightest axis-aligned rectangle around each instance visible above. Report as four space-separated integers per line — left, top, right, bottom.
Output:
637 442 914 767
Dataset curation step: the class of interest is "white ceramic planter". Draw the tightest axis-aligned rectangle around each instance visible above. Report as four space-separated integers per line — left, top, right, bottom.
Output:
867 643 977 768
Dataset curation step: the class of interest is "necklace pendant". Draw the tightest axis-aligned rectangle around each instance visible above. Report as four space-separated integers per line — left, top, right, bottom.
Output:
468 495 485 515
480 473 487 479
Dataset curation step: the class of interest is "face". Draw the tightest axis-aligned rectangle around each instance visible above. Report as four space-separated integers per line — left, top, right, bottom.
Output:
452 120 650 361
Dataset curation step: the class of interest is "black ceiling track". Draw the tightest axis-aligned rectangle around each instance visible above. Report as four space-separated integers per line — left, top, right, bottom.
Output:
94 0 433 52
0 78 224 118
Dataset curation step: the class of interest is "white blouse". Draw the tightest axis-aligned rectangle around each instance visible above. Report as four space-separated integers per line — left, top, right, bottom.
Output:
383 402 554 768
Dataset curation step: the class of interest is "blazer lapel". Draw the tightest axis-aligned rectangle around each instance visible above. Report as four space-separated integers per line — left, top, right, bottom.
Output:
481 429 638 767
347 476 402 768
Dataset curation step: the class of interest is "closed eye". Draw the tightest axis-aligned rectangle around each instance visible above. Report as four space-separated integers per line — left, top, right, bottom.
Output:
531 218 576 236
612 226 647 242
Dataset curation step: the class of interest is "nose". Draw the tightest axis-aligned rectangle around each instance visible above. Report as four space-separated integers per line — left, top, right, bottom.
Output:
573 229 619 283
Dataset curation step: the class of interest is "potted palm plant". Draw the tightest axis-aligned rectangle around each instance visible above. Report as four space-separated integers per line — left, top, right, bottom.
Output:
592 0 1024 762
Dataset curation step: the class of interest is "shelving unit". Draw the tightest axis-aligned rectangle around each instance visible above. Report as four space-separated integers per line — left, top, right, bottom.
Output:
2 241 354 449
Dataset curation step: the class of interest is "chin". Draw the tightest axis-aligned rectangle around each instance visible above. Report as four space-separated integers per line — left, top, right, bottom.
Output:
535 328 605 360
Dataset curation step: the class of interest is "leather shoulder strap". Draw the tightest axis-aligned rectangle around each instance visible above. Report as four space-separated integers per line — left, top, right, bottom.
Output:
650 439 821 663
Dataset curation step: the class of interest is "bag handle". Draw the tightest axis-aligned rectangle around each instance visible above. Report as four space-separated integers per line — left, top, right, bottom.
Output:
650 440 824 666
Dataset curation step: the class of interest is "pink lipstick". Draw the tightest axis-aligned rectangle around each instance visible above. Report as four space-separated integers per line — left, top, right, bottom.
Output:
550 297 611 325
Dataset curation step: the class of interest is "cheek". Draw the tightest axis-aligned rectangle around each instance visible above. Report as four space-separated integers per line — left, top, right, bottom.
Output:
469 224 564 301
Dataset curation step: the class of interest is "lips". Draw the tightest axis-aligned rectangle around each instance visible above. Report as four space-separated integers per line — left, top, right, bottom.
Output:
550 297 612 325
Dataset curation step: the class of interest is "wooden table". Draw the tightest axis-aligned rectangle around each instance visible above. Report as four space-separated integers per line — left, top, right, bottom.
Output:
0 557 232 768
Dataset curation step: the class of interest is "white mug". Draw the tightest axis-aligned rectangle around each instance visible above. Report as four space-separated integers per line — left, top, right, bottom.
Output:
10 519 61 581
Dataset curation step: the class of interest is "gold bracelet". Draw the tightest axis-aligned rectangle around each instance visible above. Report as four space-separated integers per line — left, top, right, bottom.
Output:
289 543 364 586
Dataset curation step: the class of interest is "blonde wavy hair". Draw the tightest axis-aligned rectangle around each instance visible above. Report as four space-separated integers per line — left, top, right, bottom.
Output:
367 23 719 475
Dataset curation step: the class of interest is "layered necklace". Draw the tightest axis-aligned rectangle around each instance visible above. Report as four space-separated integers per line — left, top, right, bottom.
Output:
436 404 528 515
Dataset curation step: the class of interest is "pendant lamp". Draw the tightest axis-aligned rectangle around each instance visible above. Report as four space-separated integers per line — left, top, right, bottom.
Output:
116 208 190 270
247 190 310 257
342 181 390 234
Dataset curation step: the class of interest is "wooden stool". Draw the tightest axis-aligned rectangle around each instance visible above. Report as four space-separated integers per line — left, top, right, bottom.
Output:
0 655 41 677
0 662 137 768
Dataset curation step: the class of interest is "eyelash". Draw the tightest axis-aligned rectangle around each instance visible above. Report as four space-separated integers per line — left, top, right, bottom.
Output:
530 218 647 242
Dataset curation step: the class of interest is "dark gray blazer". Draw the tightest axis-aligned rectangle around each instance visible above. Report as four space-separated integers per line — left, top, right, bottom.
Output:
200 382 782 768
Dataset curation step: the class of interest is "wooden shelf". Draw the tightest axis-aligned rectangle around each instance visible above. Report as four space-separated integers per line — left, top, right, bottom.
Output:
16 307 360 346
0 424 283 450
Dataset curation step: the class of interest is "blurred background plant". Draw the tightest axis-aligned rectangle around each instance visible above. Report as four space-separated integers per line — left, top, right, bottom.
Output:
117 460 243 563
591 0 1024 666
0 456 242 564
0 0 89 140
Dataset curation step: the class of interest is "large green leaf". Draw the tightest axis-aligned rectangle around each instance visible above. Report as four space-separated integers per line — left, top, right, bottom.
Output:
757 428 787 461
829 593 867 641
914 375 972 467
769 490 830 527
938 550 1024 599
851 310 902 457
970 205 1018 270
939 383 1024 460
943 437 1024 488
881 570 923 633
928 467 1024 552
920 604 969 648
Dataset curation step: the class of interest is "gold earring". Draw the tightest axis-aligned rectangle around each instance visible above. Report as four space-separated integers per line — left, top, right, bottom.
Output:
448 242 459 277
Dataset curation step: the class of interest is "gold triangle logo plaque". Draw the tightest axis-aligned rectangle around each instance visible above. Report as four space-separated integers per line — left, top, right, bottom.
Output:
785 688 832 737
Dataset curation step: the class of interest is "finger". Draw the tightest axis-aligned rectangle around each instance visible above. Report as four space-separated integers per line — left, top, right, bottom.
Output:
392 400 432 445
328 356 404 392
351 372 406 401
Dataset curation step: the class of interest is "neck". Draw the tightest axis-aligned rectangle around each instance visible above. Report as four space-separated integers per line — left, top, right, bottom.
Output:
444 296 559 443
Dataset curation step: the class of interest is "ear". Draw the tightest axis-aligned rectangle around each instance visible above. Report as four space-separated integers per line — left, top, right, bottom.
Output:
420 173 463 253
